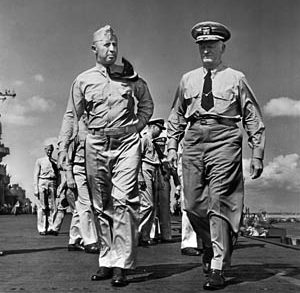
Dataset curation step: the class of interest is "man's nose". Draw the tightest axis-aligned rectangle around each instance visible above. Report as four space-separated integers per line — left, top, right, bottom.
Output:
108 44 116 51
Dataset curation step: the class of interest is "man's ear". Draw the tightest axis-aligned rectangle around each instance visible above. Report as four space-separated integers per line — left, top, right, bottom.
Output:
91 45 97 53
221 43 226 53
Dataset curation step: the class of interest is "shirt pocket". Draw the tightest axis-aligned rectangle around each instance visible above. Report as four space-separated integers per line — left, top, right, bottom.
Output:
213 86 236 113
183 86 200 105
85 84 108 105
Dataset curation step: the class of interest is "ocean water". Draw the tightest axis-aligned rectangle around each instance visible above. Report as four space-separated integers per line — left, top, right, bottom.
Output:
272 222 300 237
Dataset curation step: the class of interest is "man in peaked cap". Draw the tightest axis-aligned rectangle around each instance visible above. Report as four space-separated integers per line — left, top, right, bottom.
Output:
57 24 153 287
138 118 166 245
167 21 265 290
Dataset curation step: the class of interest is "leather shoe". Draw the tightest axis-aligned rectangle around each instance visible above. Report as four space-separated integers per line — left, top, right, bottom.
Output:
0 251 5 256
84 244 99 254
139 239 157 247
111 267 128 287
68 243 85 252
203 269 225 290
91 267 113 281
47 230 58 236
39 232 47 236
181 247 201 256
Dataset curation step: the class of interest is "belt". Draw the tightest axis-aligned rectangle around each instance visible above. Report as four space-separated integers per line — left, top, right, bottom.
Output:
189 115 240 126
39 177 56 181
88 125 136 136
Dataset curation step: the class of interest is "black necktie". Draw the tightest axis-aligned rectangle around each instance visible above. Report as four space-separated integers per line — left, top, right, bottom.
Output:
201 70 214 111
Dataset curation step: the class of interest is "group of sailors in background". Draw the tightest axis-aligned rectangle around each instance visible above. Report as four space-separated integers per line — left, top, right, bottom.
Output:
33 117 202 255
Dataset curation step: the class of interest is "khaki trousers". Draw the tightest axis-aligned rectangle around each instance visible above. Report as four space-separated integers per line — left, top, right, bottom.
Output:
183 120 243 270
156 169 172 240
86 132 140 269
73 164 98 245
138 162 159 241
37 178 57 233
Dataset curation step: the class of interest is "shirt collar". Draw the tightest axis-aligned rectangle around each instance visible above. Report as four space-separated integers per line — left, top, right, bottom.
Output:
95 63 109 77
202 62 226 78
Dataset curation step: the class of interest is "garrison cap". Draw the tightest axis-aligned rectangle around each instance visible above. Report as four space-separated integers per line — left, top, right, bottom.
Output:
93 25 117 43
44 143 54 150
147 118 166 130
191 21 231 43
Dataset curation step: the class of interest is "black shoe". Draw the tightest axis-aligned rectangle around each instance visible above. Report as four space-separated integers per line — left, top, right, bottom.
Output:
68 243 85 252
111 267 128 287
84 243 99 254
39 232 47 236
161 238 174 243
203 269 225 290
47 230 58 236
181 247 202 256
0 251 5 256
139 239 157 247
202 247 213 274
91 267 113 281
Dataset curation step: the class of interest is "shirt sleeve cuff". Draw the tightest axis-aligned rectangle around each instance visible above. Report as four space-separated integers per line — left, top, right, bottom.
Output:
252 148 264 160
167 138 178 151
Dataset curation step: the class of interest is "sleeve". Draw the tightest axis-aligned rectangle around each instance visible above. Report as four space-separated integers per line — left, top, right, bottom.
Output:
239 77 265 159
133 78 154 132
57 79 85 153
140 135 148 156
33 159 41 194
64 136 78 172
167 78 188 151
138 135 148 180
57 171 67 197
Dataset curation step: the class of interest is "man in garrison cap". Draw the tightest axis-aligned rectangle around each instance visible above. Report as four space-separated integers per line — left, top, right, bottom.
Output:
167 21 265 290
57 25 153 287
33 144 59 236
138 118 166 245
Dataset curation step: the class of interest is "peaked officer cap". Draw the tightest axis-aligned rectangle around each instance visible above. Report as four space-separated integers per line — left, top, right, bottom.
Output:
191 21 231 43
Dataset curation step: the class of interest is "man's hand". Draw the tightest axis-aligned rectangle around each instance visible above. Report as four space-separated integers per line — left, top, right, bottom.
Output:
250 158 263 179
174 185 181 200
139 180 147 191
66 170 76 189
57 150 67 170
167 149 178 169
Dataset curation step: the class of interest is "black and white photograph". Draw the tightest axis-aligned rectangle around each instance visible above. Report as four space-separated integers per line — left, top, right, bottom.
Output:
0 0 299 292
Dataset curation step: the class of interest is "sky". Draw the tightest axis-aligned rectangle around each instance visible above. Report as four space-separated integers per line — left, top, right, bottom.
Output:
0 0 299 213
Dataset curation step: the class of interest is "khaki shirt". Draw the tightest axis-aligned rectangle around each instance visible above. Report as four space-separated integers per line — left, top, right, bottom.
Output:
33 156 57 194
58 63 154 152
141 133 160 166
167 63 265 159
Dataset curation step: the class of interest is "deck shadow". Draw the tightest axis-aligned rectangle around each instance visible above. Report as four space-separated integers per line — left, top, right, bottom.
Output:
3 246 66 255
226 263 300 285
127 263 200 283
